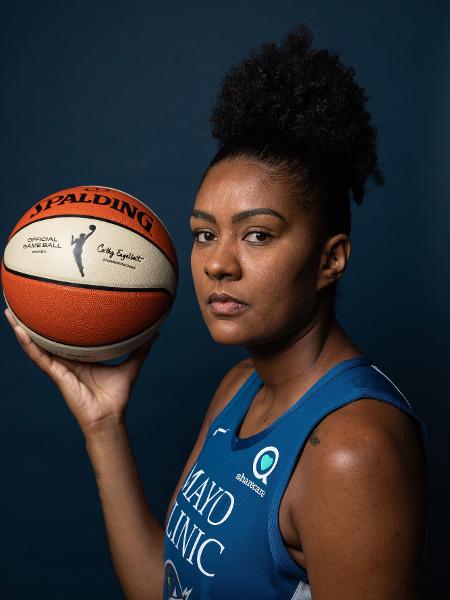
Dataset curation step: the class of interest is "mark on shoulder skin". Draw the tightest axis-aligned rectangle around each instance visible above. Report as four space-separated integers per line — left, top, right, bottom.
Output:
236 361 254 368
309 427 320 447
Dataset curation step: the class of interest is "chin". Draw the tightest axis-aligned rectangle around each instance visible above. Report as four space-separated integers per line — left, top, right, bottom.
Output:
207 320 270 348
206 320 251 346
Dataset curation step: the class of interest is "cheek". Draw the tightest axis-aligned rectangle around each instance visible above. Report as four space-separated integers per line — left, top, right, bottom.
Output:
243 249 313 295
248 252 318 323
190 249 202 288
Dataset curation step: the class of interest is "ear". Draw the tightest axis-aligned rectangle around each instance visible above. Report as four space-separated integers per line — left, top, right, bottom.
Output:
316 234 351 291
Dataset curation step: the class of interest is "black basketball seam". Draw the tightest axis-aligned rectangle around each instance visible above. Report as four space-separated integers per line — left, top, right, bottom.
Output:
6 213 178 277
3 264 174 294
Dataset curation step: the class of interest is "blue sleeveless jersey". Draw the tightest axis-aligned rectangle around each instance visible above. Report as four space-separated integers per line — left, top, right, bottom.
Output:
163 356 428 599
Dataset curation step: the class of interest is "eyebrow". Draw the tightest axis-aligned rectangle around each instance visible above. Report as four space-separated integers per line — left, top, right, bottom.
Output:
190 208 287 224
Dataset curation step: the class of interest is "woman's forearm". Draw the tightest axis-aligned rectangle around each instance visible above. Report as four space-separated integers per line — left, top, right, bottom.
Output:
85 423 164 600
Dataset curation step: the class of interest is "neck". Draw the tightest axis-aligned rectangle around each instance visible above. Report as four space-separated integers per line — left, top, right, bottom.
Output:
247 301 362 411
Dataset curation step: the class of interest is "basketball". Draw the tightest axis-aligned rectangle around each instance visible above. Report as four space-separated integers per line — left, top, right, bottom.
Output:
1 185 178 362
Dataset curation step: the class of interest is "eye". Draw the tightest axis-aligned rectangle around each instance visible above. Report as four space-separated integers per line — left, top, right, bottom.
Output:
191 229 273 245
191 230 216 243
245 230 272 244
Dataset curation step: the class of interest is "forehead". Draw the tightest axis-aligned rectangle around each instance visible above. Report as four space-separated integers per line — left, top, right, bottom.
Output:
193 157 300 219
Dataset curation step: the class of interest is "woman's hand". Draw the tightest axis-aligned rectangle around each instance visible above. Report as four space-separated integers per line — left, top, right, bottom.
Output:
4 308 159 436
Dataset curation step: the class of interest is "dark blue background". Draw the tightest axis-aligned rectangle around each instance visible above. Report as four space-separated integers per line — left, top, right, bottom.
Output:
1 1 448 597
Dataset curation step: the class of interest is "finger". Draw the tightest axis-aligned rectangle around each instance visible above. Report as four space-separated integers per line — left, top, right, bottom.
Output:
4 307 19 331
4 308 76 383
5 308 53 367
4 307 33 347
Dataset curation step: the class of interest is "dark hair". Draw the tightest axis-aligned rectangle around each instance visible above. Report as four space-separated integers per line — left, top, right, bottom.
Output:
200 23 384 310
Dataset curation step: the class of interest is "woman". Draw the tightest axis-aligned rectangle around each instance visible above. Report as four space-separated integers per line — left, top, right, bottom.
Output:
5 24 427 599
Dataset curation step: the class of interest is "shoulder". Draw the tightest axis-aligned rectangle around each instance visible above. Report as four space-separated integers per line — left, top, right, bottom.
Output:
317 395 422 451
293 398 426 513
205 357 255 428
289 399 427 595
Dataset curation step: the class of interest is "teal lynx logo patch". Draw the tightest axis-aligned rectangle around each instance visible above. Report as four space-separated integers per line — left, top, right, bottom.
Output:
253 446 279 485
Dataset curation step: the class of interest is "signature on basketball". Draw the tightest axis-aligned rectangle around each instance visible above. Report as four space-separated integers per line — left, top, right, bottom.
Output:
97 243 145 263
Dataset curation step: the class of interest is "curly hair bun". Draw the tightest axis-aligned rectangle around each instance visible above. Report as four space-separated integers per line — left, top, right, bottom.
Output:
210 23 384 205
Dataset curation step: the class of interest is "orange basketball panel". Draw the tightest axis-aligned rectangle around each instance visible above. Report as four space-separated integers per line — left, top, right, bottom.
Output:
2 267 172 346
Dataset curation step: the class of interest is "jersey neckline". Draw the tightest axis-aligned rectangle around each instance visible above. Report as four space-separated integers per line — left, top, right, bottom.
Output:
231 355 374 451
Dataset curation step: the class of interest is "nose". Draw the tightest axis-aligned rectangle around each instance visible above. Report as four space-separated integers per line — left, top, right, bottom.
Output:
203 239 242 280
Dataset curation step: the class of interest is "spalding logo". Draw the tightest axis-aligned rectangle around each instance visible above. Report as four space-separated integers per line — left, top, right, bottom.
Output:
29 189 154 234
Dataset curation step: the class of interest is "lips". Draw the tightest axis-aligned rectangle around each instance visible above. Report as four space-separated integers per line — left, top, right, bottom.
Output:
208 292 249 315
208 292 247 304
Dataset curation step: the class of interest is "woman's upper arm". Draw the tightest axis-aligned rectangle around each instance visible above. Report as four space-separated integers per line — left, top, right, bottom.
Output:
163 359 253 530
293 402 427 600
